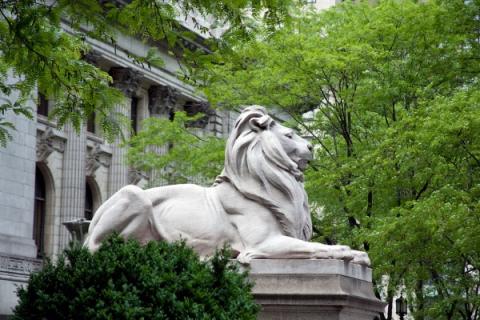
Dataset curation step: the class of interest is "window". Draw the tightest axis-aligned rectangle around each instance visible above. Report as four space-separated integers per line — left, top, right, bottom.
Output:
87 112 96 134
131 97 139 134
37 93 49 116
33 166 46 258
85 182 94 220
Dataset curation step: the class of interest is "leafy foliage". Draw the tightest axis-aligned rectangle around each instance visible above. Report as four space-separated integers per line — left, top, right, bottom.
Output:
0 0 294 146
188 1 480 319
127 111 225 186
0 0 125 144
13 235 259 320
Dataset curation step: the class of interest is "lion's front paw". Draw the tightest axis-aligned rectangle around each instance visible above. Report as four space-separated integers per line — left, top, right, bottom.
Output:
351 250 371 266
330 249 354 261
314 245 354 261
237 250 256 265
336 245 351 251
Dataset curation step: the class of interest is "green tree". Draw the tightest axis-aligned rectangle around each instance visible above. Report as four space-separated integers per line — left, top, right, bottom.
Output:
13 234 259 319
186 1 480 319
127 111 225 186
0 0 294 146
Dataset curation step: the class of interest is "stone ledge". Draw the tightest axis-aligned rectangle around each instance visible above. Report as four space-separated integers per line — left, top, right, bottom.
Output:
0 253 42 277
248 259 372 281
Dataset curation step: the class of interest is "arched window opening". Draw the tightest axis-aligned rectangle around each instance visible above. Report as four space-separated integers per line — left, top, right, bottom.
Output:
85 182 94 220
33 166 46 258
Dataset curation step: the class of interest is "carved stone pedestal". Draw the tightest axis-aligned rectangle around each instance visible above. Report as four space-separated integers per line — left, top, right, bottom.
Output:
248 259 385 320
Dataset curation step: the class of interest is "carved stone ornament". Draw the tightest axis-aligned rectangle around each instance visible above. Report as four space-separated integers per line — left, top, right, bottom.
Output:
0 253 42 276
86 143 112 177
183 100 215 128
148 85 178 116
63 218 91 244
109 67 142 98
128 167 149 185
85 106 371 266
36 128 65 163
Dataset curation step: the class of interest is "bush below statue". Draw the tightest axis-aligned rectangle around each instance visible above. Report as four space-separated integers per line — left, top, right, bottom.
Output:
13 235 259 319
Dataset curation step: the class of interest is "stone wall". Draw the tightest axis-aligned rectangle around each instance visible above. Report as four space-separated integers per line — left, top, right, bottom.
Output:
0 88 37 258
0 28 226 318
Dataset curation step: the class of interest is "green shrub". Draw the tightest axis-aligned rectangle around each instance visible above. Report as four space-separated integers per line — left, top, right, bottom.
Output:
13 235 259 319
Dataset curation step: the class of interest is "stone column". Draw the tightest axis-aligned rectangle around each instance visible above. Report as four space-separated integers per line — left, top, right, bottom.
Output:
107 67 141 197
58 124 87 249
147 85 178 185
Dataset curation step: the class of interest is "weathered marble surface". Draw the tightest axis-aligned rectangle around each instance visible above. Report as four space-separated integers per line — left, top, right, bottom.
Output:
85 106 370 265
248 259 385 320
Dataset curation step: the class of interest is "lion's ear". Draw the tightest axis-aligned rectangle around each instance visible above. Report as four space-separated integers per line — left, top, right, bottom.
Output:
249 115 271 132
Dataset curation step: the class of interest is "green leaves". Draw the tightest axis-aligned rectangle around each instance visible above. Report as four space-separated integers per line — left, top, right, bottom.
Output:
13 235 259 320
191 0 480 318
0 98 33 146
0 0 126 141
0 0 295 146
127 112 225 186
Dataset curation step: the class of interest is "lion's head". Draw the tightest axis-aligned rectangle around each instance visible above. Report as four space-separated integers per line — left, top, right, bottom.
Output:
217 106 313 241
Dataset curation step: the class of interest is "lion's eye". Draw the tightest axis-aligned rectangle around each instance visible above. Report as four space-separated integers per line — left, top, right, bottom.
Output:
285 133 293 139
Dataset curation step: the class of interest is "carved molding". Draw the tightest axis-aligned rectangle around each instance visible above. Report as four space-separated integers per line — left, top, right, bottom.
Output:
0 253 42 276
183 101 215 128
86 143 112 177
128 167 149 185
36 128 66 163
148 85 178 116
109 67 142 98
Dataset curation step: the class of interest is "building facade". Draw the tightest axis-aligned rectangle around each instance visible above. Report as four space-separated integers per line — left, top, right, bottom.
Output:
0 21 234 317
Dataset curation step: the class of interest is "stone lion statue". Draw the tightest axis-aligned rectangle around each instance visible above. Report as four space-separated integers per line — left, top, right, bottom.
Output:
85 106 370 265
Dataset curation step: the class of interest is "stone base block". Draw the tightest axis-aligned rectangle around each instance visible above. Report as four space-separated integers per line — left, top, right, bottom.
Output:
247 259 385 320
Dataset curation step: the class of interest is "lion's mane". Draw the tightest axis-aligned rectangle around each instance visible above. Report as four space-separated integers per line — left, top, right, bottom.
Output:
215 106 312 241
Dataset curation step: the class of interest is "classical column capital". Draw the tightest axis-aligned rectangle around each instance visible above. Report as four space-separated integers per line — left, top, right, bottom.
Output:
109 67 142 98
83 50 102 66
183 100 214 128
148 85 178 116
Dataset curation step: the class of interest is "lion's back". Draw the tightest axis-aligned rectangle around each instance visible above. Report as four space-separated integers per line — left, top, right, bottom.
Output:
147 184 234 252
